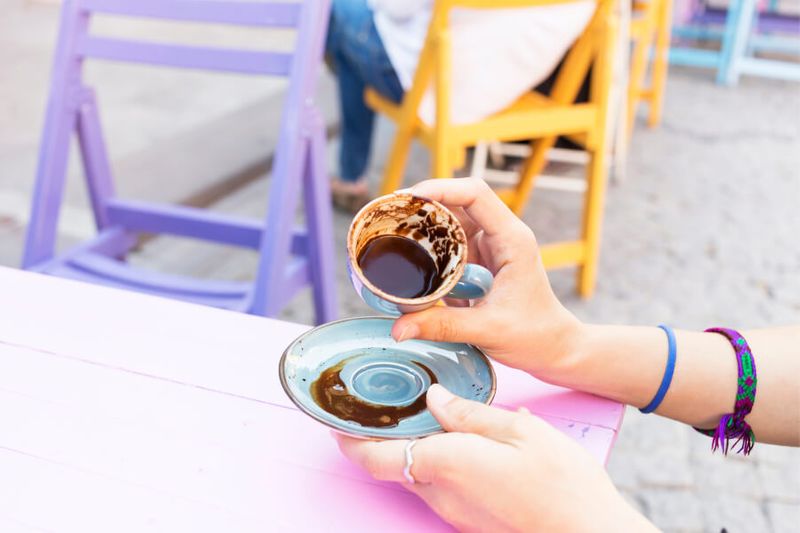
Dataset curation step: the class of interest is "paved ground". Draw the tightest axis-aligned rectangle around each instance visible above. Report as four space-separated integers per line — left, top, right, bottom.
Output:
1 1 799 531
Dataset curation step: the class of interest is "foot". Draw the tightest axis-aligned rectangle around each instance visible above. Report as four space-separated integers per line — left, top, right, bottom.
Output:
330 178 370 214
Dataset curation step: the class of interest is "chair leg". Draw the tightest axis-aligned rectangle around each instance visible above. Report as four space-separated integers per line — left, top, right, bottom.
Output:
76 87 116 230
579 0 616 298
510 136 555 216
627 28 654 136
648 0 673 127
379 126 415 195
23 0 86 269
304 116 339 325
251 135 308 317
450 146 467 173
470 141 489 178
577 146 609 298
718 0 756 86
22 96 79 269
431 140 453 179
488 141 506 169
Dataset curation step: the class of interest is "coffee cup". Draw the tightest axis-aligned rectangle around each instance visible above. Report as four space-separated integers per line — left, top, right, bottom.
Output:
347 192 493 316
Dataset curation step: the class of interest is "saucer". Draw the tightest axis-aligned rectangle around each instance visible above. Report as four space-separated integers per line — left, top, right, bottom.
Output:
279 317 496 439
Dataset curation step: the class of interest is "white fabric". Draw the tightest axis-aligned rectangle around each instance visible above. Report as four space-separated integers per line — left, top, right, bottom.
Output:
369 0 433 89
369 0 596 125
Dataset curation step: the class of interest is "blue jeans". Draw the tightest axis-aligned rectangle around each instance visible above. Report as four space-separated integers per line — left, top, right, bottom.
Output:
326 0 404 182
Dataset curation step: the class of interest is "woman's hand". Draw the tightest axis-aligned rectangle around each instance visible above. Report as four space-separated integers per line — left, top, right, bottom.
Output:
390 180 800 446
392 178 583 380
336 385 653 532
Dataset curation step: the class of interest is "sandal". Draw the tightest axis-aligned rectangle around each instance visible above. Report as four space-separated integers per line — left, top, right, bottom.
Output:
330 179 371 214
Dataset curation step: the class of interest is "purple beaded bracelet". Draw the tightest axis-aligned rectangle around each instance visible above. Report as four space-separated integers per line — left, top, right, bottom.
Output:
694 327 758 455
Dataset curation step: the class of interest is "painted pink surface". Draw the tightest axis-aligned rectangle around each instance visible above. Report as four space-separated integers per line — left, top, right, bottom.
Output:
0 267 624 531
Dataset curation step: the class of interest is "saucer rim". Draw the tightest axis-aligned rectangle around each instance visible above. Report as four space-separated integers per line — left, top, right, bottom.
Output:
278 316 497 440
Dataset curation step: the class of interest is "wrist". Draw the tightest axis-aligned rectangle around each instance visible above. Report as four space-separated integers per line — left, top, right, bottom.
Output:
536 322 643 405
541 320 595 387
536 324 662 407
522 309 591 385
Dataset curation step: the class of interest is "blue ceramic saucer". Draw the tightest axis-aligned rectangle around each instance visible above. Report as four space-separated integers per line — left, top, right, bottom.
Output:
279 317 496 439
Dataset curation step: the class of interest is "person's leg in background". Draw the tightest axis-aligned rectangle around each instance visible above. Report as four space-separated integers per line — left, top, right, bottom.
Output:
326 0 404 211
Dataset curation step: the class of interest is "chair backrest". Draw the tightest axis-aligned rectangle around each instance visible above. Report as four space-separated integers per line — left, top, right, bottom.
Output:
57 0 327 128
403 0 617 127
25 0 329 270
69 0 301 75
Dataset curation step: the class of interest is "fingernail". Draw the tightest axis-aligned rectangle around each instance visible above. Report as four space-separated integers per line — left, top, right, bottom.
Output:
394 323 420 342
426 384 455 409
406 185 431 202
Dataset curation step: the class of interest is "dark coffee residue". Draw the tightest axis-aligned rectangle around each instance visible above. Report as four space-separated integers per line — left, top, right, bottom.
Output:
311 358 438 428
393 205 462 286
357 196 465 291
357 235 439 298
359 196 428 229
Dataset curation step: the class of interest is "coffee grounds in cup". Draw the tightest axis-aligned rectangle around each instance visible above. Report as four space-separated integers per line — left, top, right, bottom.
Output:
357 235 439 299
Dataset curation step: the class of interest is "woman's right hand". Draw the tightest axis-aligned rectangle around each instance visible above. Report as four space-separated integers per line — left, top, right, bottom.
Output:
393 180 800 447
392 178 585 382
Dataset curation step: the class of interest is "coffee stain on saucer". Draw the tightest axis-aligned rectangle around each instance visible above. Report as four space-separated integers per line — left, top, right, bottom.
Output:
311 357 438 428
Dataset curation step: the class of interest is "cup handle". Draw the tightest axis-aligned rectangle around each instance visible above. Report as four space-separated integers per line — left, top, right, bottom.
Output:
447 264 493 300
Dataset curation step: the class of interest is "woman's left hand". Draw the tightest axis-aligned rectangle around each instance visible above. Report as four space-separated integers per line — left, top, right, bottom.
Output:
335 385 653 532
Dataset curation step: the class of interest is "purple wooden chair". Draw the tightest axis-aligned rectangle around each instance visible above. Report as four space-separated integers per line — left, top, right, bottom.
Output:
22 0 338 324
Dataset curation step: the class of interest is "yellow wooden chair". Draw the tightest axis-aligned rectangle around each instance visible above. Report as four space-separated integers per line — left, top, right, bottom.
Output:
628 0 673 132
365 0 617 297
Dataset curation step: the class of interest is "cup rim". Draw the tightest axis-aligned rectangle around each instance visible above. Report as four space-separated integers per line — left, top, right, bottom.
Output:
346 192 468 306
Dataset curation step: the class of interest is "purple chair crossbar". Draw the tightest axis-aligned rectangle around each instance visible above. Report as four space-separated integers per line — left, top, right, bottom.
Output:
22 0 338 324
683 4 800 34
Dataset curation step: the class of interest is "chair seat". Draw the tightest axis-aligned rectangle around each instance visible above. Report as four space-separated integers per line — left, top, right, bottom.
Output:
454 93 596 147
40 250 255 312
365 88 598 149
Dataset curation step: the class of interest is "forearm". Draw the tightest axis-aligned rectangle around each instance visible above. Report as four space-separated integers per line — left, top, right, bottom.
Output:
550 325 800 446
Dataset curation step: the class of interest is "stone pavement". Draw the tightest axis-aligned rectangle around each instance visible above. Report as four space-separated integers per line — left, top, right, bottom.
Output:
591 71 800 532
1 2 798 530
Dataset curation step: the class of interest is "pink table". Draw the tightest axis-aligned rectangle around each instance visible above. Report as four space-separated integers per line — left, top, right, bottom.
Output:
0 267 624 532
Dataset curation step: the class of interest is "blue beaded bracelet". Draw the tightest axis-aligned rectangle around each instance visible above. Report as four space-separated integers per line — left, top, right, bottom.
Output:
640 324 677 414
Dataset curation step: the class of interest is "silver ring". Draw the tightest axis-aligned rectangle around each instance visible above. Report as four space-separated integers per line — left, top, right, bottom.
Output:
403 439 418 484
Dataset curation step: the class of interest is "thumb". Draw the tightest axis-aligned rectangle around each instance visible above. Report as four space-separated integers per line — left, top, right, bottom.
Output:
425 384 526 443
392 305 488 344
